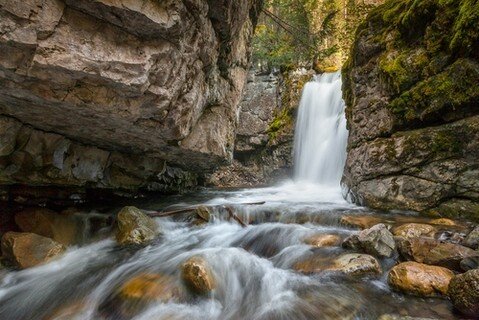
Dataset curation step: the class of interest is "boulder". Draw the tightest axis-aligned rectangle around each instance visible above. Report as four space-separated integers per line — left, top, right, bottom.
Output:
342 224 396 258
397 237 477 271
181 256 216 295
14 208 82 246
340 215 383 230
304 234 341 247
448 269 479 317
463 226 479 249
392 223 436 239
388 262 454 297
1 232 65 269
115 206 158 246
294 253 382 277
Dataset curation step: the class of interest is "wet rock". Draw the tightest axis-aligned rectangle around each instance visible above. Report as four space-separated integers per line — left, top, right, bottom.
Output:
44 300 86 320
115 206 158 246
100 273 180 318
378 315 438 320
294 253 382 277
448 269 479 317
430 218 456 226
304 234 341 247
397 237 477 271
340 215 383 230
1 232 65 269
388 262 454 297
342 224 396 258
181 256 216 294
463 225 479 249
14 207 83 246
195 206 211 222
393 223 436 239
460 256 479 271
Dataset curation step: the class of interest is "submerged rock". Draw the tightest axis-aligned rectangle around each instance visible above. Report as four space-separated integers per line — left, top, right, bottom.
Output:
304 234 341 247
294 253 382 277
1 232 65 269
463 225 479 249
342 224 396 258
397 237 477 271
448 269 479 317
100 273 180 319
388 262 453 297
181 256 216 295
115 206 158 246
340 215 383 230
393 223 436 239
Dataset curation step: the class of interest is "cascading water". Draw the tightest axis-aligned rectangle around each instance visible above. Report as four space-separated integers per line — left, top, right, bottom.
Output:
0 73 455 320
293 72 348 186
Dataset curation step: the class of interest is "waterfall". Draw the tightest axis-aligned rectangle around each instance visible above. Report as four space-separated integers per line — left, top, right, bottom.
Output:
293 72 348 186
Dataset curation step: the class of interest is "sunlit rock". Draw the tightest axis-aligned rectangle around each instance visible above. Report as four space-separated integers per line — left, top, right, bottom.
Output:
340 215 383 230
294 253 382 277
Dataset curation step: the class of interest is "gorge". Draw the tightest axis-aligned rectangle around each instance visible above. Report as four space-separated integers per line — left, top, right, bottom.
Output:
0 0 479 319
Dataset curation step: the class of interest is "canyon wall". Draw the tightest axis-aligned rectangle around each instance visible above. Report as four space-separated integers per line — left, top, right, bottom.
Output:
0 0 262 195
342 0 479 220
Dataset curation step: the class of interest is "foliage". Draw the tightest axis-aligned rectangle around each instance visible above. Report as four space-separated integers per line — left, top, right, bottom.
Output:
251 0 338 70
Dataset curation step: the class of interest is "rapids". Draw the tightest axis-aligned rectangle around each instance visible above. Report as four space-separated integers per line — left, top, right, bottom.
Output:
0 73 457 320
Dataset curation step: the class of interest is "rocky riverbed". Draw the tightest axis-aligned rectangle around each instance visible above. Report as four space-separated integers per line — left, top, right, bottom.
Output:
0 185 478 319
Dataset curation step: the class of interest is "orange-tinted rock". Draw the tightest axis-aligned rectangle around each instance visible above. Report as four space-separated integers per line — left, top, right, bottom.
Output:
430 218 456 226
1 232 65 269
303 234 341 247
397 237 477 271
393 223 436 239
115 206 158 245
119 273 178 301
181 256 216 294
388 262 454 297
294 253 382 277
340 215 383 230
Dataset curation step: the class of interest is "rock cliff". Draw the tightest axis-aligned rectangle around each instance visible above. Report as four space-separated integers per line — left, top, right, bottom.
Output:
342 0 479 220
0 0 262 193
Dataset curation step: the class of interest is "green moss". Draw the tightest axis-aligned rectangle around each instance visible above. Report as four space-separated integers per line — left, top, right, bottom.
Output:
389 58 479 124
450 0 479 56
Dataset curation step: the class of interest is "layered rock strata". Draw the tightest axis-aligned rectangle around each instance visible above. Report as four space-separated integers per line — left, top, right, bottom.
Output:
0 0 262 193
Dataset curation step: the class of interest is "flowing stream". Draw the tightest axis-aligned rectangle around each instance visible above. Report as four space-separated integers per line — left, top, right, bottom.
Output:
0 73 456 320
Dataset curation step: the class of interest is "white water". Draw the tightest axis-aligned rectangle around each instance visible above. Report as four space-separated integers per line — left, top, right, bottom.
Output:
294 72 348 186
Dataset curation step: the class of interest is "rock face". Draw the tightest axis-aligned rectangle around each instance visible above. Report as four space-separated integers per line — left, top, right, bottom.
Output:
0 0 262 193
342 223 396 257
208 69 313 187
448 269 479 317
342 0 479 221
1 231 65 268
388 261 454 297
115 206 158 245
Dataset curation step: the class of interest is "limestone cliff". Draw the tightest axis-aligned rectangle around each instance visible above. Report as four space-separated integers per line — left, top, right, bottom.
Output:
342 0 479 220
0 0 262 193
